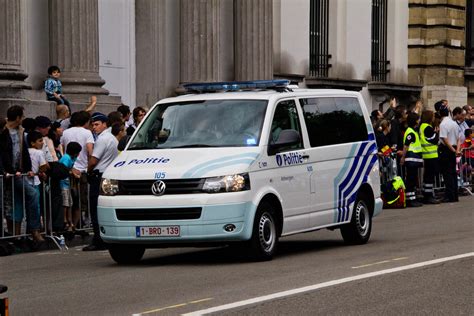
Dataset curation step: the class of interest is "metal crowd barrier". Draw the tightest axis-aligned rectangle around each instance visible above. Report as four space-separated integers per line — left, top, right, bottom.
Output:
459 148 473 196
378 152 473 197
1 173 92 252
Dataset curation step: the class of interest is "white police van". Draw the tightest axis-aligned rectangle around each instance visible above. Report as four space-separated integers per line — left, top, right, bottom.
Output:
98 80 383 264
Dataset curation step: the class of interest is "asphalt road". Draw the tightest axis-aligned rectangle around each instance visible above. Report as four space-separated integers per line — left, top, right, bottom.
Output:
0 196 473 315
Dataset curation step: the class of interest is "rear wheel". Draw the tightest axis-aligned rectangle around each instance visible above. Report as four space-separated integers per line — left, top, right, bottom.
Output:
248 202 279 261
341 196 372 245
108 244 145 264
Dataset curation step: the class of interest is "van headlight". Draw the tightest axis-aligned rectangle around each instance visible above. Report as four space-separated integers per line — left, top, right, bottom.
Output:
202 173 250 193
100 178 120 196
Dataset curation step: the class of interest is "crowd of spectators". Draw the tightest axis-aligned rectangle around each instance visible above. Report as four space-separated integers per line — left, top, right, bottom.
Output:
0 65 148 252
373 97 474 207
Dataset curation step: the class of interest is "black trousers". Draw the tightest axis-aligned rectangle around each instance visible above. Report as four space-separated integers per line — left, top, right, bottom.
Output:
88 173 104 245
439 145 458 201
423 158 439 198
50 180 64 231
405 166 419 194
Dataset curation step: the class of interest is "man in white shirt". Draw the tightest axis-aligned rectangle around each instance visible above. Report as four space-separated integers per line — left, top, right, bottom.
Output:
438 106 460 202
83 113 119 251
61 111 94 228
453 107 469 143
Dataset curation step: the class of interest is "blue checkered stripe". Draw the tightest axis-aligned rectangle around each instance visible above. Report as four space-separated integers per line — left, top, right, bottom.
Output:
333 136 378 223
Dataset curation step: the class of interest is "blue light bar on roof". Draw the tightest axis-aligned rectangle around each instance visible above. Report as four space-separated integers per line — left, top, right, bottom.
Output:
182 79 290 93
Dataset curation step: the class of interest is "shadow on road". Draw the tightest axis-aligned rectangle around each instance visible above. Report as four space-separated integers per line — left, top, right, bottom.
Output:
116 239 346 267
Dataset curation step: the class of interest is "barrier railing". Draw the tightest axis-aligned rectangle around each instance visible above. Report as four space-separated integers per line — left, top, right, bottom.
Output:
459 148 473 195
378 152 473 197
1 173 92 253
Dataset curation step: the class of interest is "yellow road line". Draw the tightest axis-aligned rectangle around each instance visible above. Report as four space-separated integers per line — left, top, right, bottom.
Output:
352 257 409 269
135 298 213 315
392 257 409 261
189 298 214 304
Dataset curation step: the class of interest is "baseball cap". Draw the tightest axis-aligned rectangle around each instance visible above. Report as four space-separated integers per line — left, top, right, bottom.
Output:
91 112 108 123
35 116 52 128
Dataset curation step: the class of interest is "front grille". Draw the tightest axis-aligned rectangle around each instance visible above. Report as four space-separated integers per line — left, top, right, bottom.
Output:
116 207 202 221
118 178 204 195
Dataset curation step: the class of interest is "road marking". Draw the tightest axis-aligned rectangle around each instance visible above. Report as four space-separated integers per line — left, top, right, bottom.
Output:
189 298 214 304
352 257 409 269
133 298 213 315
182 252 474 316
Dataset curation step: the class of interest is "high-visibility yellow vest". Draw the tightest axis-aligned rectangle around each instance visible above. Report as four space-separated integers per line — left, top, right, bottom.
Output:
419 123 438 159
403 127 423 164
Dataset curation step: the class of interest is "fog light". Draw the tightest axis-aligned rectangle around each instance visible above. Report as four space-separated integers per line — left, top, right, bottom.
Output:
100 226 106 234
224 224 236 232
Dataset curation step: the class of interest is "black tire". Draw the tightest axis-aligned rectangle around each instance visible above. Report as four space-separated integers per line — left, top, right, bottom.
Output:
341 197 372 245
108 244 145 264
248 202 279 261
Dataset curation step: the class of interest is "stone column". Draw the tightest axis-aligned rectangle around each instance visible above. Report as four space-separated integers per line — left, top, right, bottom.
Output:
408 0 467 108
234 0 273 81
49 0 108 95
180 0 221 82
136 0 180 107
0 0 30 98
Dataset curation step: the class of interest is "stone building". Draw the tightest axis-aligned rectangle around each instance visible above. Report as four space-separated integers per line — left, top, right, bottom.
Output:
408 0 473 109
0 0 472 118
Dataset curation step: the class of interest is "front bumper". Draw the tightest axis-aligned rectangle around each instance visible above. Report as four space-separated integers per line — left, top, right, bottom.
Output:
98 194 257 245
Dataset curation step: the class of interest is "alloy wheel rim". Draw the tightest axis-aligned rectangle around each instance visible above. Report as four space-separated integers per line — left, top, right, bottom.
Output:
355 202 369 237
258 212 275 252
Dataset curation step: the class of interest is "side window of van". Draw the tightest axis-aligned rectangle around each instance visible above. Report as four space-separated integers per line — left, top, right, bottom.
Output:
269 100 303 151
300 97 368 147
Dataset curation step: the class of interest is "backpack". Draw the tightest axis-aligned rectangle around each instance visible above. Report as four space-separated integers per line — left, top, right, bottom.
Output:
381 176 406 209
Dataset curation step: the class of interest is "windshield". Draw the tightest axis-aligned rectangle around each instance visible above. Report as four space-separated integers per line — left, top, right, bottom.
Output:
128 99 268 150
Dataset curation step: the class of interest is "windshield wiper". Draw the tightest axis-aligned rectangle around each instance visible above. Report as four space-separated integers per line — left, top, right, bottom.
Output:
171 144 217 148
128 145 157 150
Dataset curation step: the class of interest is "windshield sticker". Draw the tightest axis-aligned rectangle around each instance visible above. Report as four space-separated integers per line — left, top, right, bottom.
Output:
276 152 304 167
114 157 170 168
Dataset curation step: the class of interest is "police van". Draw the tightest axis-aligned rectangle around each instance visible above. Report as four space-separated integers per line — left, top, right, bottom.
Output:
98 80 383 264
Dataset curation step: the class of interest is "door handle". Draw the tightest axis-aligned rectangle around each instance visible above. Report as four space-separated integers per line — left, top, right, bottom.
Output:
302 155 310 159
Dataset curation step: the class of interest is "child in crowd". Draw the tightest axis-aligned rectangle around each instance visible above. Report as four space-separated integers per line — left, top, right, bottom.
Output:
59 142 82 232
461 128 474 169
27 131 49 242
44 65 71 111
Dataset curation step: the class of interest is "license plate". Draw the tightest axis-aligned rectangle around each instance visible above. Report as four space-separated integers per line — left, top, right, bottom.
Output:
136 226 180 237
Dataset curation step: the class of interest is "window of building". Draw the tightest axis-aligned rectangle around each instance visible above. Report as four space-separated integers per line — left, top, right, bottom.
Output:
300 97 368 147
467 0 473 67
269 100 303 152
309 0 331 77
371 0 390 81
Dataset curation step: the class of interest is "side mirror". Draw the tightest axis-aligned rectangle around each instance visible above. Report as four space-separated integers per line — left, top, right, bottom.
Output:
268 129 301 155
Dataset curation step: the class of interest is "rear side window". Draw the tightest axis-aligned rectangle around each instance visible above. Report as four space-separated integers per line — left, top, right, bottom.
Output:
300 97 368 147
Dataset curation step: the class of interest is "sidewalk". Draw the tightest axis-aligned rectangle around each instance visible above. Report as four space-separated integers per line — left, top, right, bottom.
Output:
0 231 92 256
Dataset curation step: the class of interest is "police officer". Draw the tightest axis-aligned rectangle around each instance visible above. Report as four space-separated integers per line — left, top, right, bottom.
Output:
400 112 423 207
83 113 118 251
419 110 440 204
438 105 460 203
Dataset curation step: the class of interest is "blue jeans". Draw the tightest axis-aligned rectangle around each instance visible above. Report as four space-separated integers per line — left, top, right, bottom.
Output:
12 178 41 231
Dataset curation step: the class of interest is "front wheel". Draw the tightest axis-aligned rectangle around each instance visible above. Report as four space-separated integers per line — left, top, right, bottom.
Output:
341 197 372 245
108 244 145 264
248 202 279 261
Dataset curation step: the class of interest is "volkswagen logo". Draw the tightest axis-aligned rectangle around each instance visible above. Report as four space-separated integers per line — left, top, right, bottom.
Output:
151 180 166 196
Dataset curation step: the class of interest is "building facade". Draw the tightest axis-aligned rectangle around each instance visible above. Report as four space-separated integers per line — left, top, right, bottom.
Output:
0 0 472 118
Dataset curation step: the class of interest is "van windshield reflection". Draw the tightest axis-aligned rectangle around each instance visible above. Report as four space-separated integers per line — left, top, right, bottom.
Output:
128 99 267 150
